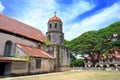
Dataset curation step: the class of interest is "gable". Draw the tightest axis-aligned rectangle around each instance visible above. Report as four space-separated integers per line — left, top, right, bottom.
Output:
0 14 46 42
17 44 54 59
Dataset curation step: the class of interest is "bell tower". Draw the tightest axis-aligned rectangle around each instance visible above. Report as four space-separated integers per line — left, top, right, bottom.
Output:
46 12 70 71
46 12 64 45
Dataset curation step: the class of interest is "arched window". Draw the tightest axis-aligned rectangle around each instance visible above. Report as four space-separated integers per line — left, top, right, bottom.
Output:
60 24 62 27
48 35 51 41
60 24 62 30
4 41 13 57
49 24 52 29
55 23 57 29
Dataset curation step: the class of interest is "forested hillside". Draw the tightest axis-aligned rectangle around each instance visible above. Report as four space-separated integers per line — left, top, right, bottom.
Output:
65 21 120 66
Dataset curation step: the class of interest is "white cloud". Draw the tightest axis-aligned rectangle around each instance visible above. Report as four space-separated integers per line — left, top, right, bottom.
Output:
17 0 57 33
59 0 95 22
0 1 4 12
65 3 120 40
15 0 120 41
16 0 94 37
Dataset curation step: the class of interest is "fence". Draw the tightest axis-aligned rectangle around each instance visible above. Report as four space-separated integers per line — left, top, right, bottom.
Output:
71 67 120 71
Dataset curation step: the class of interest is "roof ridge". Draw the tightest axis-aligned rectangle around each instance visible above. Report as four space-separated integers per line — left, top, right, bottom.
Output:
0 13 46 42
0 13 41 31
16 43 38 49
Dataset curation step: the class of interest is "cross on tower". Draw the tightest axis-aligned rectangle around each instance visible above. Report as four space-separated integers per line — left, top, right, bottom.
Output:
54 11 57 16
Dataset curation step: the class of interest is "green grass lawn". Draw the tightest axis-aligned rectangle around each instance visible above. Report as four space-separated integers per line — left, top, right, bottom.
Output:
12 70 120 80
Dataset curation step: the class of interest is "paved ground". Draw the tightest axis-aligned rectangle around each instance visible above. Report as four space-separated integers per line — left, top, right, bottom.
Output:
0 71 65 80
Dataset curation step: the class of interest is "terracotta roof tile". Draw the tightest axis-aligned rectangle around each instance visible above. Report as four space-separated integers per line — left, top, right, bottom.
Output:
49 15 62 22
0 57 25 62
100 54 107 59
17 44 54 59
112 53 120 58
86 53 99 60
0 14 46 42
86 56 91 60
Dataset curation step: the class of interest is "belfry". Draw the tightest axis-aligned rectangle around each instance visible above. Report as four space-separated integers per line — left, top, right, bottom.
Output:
46 13 70 71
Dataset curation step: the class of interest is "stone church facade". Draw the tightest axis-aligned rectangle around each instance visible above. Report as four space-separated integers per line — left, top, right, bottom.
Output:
0 13 70 76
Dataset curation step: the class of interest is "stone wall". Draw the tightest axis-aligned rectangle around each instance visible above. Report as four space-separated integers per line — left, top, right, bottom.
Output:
29 57 54 74
0 32 38 56
41 58 54 72
29 58 40 74
60 66 71 71
45 44 70 71
46 31 64 45
11 61 28 75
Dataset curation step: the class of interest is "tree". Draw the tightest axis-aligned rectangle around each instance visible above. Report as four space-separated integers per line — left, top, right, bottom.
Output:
65 21 120 67
70 59 84 67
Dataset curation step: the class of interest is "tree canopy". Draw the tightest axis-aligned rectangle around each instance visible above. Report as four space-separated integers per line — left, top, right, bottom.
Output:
65 21 120 59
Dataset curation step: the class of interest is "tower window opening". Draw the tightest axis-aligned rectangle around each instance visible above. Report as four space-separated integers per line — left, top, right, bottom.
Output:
48 35 51 41
55 23 57 29
49 24 52 29
60 24 62 30
60 24 62 27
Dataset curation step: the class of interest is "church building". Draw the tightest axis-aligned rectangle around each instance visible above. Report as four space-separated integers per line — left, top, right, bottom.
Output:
0 13 70 76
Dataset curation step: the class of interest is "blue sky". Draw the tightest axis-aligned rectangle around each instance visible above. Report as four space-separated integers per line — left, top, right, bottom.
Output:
0 0 120 40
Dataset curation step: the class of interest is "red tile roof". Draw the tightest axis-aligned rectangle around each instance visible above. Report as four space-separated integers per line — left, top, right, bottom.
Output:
17 44 54 59
86 56 91 60
100 54 107 59
0 13 46 42
49 15 62 22
86 53 98 60
0 57 25 62
101 50 120 59
112 53 120 58
86 51 120 60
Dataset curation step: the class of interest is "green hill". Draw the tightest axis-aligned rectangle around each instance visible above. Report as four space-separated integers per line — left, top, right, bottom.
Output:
65 21 120 57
